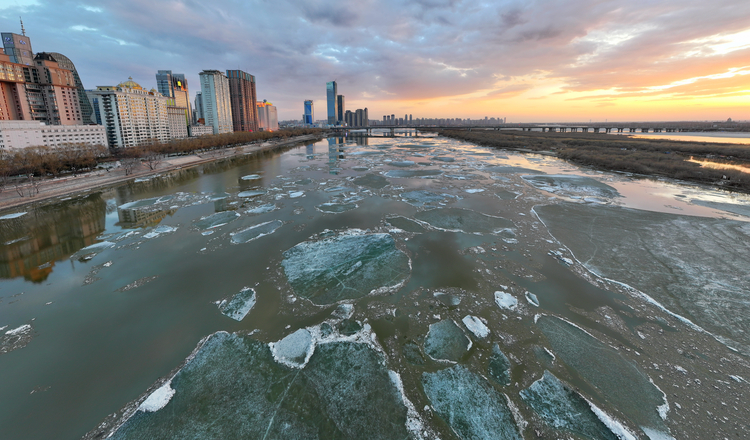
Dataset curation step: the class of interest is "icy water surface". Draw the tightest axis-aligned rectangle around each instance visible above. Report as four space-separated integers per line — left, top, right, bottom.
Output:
1 134 750 439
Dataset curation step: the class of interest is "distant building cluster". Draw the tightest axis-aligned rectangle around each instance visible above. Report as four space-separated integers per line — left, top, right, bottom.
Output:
373 115 507 126
297 80 367 128
0 22 279 153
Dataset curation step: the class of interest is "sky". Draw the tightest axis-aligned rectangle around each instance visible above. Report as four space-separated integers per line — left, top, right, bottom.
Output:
1 0 749 122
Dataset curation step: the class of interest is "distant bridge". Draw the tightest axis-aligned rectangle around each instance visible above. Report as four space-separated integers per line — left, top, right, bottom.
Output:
330 122 746 136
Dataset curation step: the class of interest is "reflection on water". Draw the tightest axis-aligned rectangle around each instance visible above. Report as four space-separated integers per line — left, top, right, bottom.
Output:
687 156 750 174
611 131 750 145
0 194 106 282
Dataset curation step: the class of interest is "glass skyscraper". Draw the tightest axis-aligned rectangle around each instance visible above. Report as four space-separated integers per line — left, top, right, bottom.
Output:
326 81 337 125
304 100 314 125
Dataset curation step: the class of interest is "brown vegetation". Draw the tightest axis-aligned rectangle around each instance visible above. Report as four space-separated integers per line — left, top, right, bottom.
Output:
439 129 750 192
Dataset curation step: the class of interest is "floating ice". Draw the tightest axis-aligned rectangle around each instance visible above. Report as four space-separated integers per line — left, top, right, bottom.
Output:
237 190 264 198
488 344 511 386
424 320 471 362
142 225 177 239
0 212 27 220
138 381 176 413
520 370 630 440
353 173 389 189
289 191 305 198
465 188 485 193
385 216 427 233
495 291 518 310
495 190 519 200
281 231 411 305
483 165 544 174
230 220 283 244
316 201 359 213
522 174 620 199
241 174 261 180
431 156 455 162
193 211 240 230
537 316 672 437
400 190 455 207
71 241 115 260
414 208 513 234
390 160 415 167
385 169 442 178
1 323 34 354
525 291 540 307
422 365 522 440
115 276 158 292
217 287 256 321
103 332 411 439
535 202 750 355
244 203 277 214
434 291 461 306
270 328 314 368
462 315 490 339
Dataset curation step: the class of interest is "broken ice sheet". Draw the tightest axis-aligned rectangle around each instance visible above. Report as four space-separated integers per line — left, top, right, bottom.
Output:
385 216 426 233
102 332 411 439
192 211 240 230
270 328 314 368
488 344 511 386
316 200 360 214
414 208 513 234
536 202 750 355
1 323 34 354
230 220 283 244
462 315 490 339
353 173 389 189
423 365 522 440
244 203 277 214
385 169 442 178
424 319 471 362
217 287 256 321
521 371 633 440
537 316 672 438
400 190 456 207
281 231 411 305
71 241 114 261
522 174 620 199
494 290 518 311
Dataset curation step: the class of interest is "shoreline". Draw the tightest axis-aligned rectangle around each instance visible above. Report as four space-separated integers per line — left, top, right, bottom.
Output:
0 133 327 213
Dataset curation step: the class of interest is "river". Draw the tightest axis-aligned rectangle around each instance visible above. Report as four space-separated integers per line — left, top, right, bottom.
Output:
1 134 749 439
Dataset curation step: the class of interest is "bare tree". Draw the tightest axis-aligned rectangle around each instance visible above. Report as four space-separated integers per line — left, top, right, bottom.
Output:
143 150 163 170
121 158 140 176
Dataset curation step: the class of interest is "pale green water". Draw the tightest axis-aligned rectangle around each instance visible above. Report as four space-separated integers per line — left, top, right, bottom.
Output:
1 135 749 440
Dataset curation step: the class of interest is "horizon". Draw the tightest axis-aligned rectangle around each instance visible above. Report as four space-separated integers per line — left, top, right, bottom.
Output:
1 1 748 123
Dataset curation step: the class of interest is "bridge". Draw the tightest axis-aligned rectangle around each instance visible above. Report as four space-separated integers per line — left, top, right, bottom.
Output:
330 121 748 136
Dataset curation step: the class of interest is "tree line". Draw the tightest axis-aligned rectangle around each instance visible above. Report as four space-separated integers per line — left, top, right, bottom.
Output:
0 128 325 192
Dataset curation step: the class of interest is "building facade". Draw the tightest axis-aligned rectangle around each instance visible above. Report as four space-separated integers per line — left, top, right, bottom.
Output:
0 120 106 151
257 100 278 131
166 99 188 139
193 92 203 123
226 69 258 132
199 70 233 135
189 124 212 137
326 81 337 125
303 100 314 125
88 78 170 149
48 52 94 124
156 70 192 136
337 95 345 124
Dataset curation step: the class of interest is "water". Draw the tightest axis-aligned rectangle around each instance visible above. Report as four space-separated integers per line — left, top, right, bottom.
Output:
610 131 750 145
1 135 749 439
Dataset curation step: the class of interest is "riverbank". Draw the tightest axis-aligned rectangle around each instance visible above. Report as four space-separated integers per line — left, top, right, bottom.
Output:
439 129 750 193
0 133 327 213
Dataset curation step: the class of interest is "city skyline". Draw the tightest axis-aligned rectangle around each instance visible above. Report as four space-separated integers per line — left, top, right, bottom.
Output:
0 1 748 122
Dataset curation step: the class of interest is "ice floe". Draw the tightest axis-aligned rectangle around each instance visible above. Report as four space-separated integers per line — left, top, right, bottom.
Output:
424 319 471 362
422 365 522 439
217 287 256 321
270 328 315 368
495 291 518 311
414 208 513 234
489 344 511 386
462 315 490 339
138 381 176 413
281 231 411 305
193 211 240 230
230 220 283 244
0 212 27 220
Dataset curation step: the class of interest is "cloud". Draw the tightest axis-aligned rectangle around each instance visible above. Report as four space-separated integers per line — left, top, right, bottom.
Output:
0 0 748 120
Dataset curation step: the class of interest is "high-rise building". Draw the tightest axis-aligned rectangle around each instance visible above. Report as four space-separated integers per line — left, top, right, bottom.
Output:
156 70 192 134
326 81 337 125
1 32 34 66
88 78 170 149
304 100 314 125
194 92 203 123
226 69 258 132
257 100 278 131
48 52 94 124
336 95 345 124
199 70 233 135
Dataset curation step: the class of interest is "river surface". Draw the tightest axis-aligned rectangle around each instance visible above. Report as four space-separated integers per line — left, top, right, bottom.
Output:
1 135 749 439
